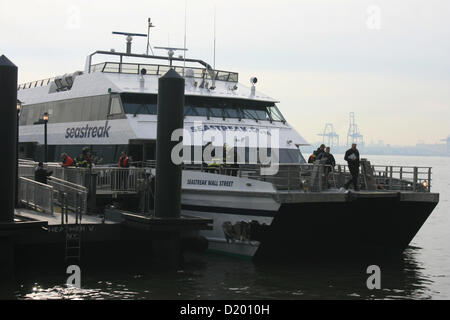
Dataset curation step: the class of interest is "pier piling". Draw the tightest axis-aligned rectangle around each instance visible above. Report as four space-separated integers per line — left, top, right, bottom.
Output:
0 55 18 283
154 69 184 219
153 69 185 267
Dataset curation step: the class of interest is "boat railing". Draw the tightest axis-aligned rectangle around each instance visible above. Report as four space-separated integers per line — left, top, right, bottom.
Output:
136 159 432 192
335 163 432 192
18 160 432 194
17 77 57 91
139 161 331 192
90 62 239 82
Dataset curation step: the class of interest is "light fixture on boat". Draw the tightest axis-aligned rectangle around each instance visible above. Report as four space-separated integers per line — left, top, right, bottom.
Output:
250 77 257 96
423 181 428 188
140 68 146 89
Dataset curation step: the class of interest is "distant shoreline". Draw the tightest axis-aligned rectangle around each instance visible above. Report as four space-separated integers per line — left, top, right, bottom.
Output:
301 146 450 158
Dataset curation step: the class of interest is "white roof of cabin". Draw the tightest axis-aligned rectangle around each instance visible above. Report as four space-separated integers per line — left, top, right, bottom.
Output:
18 69 278 105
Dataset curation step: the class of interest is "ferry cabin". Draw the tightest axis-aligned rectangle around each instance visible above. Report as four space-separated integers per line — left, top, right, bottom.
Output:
17 51 308 165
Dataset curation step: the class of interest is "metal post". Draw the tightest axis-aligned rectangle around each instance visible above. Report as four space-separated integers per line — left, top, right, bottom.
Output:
50 186 54 215
389 166 393 190
318 164 323 191
61 193 65 225
428 167 431 192
413 167 418 192
0 55 17 223
88 173 97 214
154 69 184 219
15 104 20 207
44 120 48 163
76 192 80 224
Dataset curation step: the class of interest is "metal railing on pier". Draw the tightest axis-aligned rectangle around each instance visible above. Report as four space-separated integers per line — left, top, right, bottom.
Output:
18 177 54 214
18 166 88 217
49 166 149 192
48 177 88 216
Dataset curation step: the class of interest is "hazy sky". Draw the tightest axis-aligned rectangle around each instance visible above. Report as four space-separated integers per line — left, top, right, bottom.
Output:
1 0 449 146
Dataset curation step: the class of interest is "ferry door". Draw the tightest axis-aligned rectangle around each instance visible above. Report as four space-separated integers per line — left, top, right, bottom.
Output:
128 140 156 163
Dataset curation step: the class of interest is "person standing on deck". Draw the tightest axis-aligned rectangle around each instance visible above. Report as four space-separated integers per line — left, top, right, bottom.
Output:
34 162 52 184
75 147 93 168
317 147 336 169
344 143 360 191
314 144 326 160
318 147 336 188
117 151 130 190
118 151 129 168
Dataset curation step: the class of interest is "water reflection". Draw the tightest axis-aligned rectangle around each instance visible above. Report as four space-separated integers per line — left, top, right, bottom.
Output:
7 246 435 300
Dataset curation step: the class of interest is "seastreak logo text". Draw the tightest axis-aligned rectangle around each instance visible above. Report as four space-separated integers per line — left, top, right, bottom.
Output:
65 121 111 139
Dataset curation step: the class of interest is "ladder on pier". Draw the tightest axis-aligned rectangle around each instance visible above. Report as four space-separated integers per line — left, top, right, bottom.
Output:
65 226 81 263
60 192 83 263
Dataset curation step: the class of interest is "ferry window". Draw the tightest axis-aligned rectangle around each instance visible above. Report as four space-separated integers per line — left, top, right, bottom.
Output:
224 108 241 119
120 93 157 115
182 96 284 121
279 149 306 164
193 107 208 117
184 106 197 116
209 107 223 118
110 96 123 115
243 108 269 121
123 103 157 115
269 106 285 122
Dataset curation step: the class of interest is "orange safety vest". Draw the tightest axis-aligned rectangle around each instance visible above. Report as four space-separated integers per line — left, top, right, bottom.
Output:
118 156 128 168
62 155 74 167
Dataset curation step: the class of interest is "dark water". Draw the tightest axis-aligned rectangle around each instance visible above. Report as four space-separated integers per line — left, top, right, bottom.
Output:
6 155 450 300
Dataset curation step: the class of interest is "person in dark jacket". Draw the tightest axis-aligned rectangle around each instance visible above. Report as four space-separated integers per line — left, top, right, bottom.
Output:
344 143 360 191
318 147 336 168
314 144 326 159
318 147 336 188
34 162 52 184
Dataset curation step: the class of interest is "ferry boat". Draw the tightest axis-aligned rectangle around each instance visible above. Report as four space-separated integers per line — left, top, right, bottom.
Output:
17 28 439 262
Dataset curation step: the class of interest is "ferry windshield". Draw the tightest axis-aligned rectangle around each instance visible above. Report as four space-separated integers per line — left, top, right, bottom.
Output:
120 93 285 122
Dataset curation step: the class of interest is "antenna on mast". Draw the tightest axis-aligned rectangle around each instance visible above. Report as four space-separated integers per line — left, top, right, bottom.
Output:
112 31 147 54
213 4 216 70
146 18 155 55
